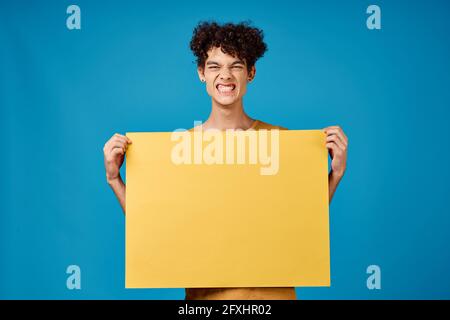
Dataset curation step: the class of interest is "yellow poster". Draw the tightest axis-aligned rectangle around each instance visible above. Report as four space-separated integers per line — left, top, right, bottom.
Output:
125 129 330 288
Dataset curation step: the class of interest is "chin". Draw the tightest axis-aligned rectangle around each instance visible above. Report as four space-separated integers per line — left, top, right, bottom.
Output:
220 101 238 107
214 97 237 107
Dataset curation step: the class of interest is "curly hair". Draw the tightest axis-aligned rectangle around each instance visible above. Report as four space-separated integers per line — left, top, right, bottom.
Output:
189 21 268 72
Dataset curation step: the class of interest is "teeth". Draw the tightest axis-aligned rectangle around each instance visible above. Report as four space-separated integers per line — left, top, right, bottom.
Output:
217 84 235 92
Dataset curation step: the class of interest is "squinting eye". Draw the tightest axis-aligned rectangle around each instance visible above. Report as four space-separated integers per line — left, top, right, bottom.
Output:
209 66 219 69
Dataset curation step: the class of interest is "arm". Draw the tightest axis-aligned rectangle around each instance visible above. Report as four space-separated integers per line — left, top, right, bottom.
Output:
323 126 348 204
103 133 132 214
107 176 126 213
328 170 344 204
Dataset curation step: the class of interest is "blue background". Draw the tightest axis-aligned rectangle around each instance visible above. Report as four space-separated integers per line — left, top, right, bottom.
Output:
1 0 449 299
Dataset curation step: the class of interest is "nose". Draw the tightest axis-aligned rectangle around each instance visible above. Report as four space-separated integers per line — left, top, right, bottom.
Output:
219 68 232 80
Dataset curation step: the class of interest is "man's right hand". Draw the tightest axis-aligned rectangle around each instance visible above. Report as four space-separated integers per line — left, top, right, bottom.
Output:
103 133 132 183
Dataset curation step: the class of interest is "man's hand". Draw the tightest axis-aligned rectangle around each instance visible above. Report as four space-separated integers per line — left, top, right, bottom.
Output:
103 133 132 183
323 125 348 178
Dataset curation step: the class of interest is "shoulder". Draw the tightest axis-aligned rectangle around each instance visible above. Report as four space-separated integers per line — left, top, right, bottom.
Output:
253 120 288 130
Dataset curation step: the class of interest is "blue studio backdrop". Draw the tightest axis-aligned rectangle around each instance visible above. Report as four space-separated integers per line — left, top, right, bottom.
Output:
1 0 450 299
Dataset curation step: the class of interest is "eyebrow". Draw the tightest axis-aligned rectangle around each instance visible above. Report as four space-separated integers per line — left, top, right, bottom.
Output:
206 60 245 66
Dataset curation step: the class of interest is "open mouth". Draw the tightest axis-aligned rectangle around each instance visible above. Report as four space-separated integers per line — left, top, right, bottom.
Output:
216 83 236 95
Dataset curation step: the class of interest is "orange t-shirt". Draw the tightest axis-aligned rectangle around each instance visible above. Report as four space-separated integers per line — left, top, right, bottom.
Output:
185 119 296 300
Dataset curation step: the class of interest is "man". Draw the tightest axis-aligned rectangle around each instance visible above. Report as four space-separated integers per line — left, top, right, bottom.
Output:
103 21 348 300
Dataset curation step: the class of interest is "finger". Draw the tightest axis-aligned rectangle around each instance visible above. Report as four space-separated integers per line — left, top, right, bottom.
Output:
339 127 348 141
121 136 132 145
325 141 340 156
325 129 345 146
335 126 348 142
113 133 127 139
115 133 132 143
326 126 348 142
323 125 340 132
325 141 339 150
108 142 127 154
327 141 346 159
110 147 125 157
112 135 129 145
110 137 132 153
104 135 132 154
324 125 341 130
325 128 347 147
326 134 346 151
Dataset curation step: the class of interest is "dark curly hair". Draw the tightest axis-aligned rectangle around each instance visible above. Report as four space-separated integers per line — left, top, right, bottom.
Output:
189 21 268 72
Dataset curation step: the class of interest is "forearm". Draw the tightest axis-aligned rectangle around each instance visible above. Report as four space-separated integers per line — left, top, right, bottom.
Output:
107 175 126 214
328 170 344 204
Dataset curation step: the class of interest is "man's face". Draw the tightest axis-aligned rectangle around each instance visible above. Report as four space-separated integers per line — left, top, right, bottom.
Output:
198 46 255 107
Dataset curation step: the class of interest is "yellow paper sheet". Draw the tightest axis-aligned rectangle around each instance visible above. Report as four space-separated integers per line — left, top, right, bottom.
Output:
125 130 330 288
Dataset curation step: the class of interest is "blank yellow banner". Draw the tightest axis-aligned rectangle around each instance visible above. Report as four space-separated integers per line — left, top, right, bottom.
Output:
125 130 330 288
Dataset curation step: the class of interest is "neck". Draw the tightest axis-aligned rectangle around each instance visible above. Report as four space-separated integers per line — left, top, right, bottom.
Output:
202 98 255 130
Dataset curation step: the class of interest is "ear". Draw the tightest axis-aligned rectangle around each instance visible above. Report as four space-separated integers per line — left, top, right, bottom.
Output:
197 66 205 82
248 65 256 82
